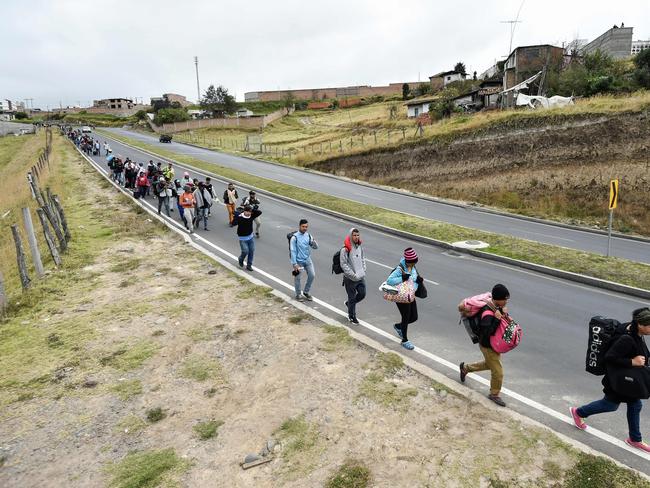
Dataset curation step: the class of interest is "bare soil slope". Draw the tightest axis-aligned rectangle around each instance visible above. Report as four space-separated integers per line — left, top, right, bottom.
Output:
313 111 650 234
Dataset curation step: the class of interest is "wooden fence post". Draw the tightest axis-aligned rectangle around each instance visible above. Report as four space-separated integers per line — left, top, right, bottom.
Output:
52 196 71 242
36 208 62 267
22 208 44 278
0 270 6 317
11 225 31 290
402 128 406 139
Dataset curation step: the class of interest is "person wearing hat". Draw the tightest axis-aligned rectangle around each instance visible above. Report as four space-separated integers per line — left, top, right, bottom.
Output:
232 204 262 271
181 171 192 189
155 175 170 217
242 190 261 237
570 308 650 453
385 247 423 350
179 184 196 233
459 284 511 406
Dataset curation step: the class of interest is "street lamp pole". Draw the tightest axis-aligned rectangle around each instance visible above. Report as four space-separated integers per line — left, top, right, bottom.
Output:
194 56 201 104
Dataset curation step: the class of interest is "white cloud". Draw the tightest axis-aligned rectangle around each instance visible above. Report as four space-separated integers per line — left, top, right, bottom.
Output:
1 0 648 108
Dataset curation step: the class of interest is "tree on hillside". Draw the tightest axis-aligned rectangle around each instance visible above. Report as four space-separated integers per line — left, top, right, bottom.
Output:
454 62 467 75
282 91 296 111
14 112 28 120
633 48 650 88
414 83 432 97
402 83 411 100
153 107 189 125
558 50 634 96
200 85 237 117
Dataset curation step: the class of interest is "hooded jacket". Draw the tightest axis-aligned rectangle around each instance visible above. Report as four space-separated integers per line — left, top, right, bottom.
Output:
340 229 366 282
603 321 650 402
386 258 419 291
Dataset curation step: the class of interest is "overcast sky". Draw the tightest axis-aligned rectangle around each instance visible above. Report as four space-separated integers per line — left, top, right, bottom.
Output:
1 0 648 108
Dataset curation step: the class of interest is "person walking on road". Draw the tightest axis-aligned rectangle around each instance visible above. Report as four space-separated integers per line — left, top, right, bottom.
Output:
155 176 171 217
386 248 422 350
135 170 149 199
205 177 217 216
223 183 238 226
242 190 261 237
163 163 175 181
340 228 366 324
290 219 318 301
233 205 262 271
570 308 650 453
459 284 511 406
173 179 186 226
103 141 109 156
180 185 196 233
193 182 212 231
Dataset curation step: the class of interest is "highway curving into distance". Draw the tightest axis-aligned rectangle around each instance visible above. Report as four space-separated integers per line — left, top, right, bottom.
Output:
106 127 650 265
89 132 650 473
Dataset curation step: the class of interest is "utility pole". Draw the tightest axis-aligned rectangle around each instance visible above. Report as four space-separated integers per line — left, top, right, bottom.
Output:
194 56 201 103
500 0 525 55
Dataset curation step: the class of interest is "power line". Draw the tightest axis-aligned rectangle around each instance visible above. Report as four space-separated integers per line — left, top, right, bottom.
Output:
500 0 526 55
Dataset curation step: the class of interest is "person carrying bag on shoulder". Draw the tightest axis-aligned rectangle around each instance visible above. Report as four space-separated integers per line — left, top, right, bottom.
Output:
382 247 424 351
570 308 650 453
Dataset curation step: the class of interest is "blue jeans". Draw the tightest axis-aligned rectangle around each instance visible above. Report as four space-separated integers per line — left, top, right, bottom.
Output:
294 260 315 296
239 238 255 268
197 207 208 229
577 397 643 442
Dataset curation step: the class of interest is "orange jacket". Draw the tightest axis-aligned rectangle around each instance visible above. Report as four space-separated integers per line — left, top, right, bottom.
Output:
180 192 195 209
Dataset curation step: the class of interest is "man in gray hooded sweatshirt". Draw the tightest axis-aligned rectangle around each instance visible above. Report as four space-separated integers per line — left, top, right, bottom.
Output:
340 228 366 324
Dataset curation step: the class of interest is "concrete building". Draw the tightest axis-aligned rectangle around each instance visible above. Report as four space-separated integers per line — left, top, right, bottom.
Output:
93 98 134 110
632 39 650 55
0 99 13 112
503 45 564 91
163 93 190 107
244 81 419 102
581 25 633 59
429 71 466 91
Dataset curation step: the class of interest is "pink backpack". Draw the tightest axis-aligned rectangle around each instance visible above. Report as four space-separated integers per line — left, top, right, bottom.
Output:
483 309 523 353
459 292 493 317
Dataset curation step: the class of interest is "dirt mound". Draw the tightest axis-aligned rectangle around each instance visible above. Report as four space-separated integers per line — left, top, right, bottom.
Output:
312 111 650 233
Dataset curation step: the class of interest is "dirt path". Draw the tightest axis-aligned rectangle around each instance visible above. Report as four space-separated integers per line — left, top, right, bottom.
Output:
0 135 648 488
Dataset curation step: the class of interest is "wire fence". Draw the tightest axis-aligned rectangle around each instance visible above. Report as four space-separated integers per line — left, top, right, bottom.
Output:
172 123 427 161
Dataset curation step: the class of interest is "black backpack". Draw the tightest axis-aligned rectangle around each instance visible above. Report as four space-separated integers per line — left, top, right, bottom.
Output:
286 232 312 258
586 316 628 375
332 248 344 274
461 304 494 344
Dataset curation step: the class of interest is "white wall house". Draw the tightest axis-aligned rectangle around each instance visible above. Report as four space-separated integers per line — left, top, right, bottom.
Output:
404 97 437 118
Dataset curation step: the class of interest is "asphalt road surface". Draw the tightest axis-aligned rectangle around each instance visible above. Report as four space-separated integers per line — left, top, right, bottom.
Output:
106 128 650 265
88 133 650 473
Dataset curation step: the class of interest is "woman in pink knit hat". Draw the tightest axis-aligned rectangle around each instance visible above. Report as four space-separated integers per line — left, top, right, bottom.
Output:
385 247 423 350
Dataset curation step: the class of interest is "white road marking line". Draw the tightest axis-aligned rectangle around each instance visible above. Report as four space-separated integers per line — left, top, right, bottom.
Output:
366 259 439 285
79 145 650 463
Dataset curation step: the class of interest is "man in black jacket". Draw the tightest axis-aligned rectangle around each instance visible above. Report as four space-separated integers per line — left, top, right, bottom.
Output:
459 284 510 407
571 308 650 453
232 205 262 271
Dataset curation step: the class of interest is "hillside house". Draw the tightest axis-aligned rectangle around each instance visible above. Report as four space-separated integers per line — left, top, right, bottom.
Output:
404 97 437 118
429 71 467 92
503 45 564 92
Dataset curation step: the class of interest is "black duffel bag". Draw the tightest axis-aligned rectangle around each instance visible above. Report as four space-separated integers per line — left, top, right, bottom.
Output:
607 365 650 400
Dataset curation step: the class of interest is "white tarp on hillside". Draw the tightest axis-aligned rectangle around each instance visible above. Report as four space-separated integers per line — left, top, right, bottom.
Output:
515 93 575 109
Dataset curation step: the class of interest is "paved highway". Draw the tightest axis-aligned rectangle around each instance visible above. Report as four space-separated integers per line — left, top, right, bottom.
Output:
89 133 650 473
106 128 650 265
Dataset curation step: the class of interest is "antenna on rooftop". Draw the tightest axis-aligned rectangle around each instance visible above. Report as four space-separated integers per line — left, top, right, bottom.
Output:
500 0 525 55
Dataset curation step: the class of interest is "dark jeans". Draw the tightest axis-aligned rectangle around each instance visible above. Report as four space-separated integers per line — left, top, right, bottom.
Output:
577 396 642 442
157 195 170 216
344 277 366 318
396 300 418 342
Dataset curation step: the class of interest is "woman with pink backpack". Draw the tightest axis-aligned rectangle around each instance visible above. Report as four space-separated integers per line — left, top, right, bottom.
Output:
459 284 512 407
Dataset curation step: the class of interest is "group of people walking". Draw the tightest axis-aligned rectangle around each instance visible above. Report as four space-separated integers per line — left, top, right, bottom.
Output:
67 128 650 454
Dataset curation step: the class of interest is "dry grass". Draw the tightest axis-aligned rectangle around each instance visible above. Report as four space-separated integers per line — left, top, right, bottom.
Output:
0 132 63 298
